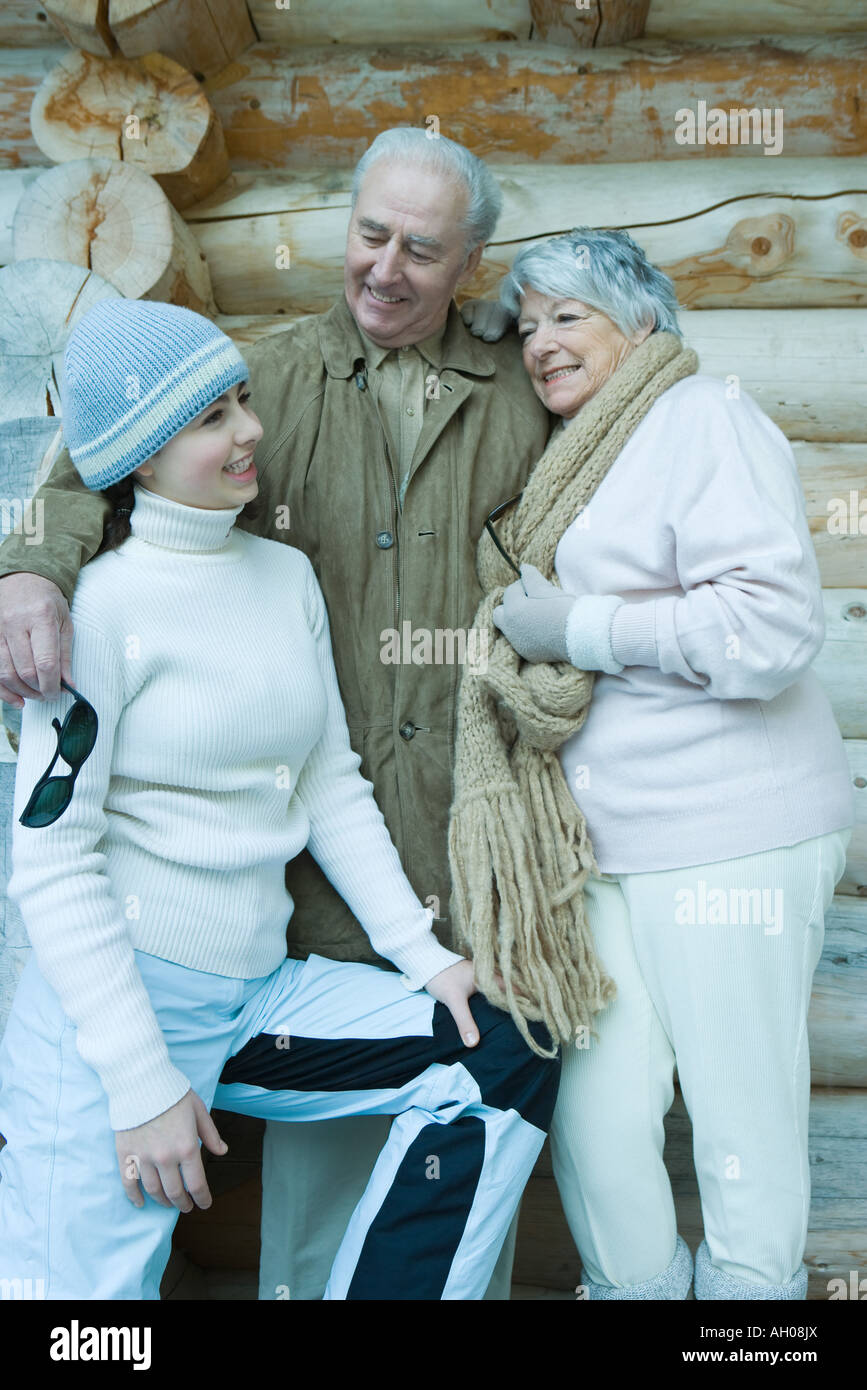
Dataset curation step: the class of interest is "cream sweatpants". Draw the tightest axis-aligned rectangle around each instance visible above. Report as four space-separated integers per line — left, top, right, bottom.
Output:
549 828 851 1294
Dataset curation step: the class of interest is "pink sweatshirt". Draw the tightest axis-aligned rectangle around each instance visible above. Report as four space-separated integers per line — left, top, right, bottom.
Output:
554 374 855 873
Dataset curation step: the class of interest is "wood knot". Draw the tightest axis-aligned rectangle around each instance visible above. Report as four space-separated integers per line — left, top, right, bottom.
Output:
854 776 867 789
843 603 866 620
751 236 772 256
849 227 867 249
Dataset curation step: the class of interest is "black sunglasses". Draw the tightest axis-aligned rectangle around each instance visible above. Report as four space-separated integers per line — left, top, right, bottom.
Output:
19 679 98 828
484 491 524 580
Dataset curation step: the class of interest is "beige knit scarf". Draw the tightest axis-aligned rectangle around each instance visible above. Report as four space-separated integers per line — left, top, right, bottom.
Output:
448 331 698 1057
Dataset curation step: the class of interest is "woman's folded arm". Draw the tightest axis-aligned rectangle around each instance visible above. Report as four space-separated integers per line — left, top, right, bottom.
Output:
606 385 825 700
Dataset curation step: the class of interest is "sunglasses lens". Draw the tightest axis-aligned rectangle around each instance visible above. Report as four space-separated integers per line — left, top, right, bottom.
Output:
58 705 96 767
23 779 71 827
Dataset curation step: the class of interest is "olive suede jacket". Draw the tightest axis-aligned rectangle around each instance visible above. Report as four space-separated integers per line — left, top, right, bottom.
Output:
0 295 552 967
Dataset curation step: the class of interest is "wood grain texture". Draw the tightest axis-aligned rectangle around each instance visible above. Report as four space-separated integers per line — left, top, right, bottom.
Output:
796 444 867 589
529 0 651 47
12 158 216 313
175 159 867 314
4 39 864 171
202 38 867 170
813 591 867 738
247 0 532 46
647 0 867 39
30 49 229 210
110 0 257 78
810 897 867 1086
41 0 115 56
838 743 867 899
5 0 865 50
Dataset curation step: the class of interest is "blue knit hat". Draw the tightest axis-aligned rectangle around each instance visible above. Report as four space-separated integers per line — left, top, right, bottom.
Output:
61 298 250 490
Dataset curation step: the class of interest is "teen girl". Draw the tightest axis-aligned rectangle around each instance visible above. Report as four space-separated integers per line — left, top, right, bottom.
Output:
0 297 558 1300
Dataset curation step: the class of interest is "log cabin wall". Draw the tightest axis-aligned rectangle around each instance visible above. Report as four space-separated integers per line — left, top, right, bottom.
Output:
0 0 864 1301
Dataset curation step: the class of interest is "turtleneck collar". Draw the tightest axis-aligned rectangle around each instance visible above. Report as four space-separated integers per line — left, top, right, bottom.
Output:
128 482 244 553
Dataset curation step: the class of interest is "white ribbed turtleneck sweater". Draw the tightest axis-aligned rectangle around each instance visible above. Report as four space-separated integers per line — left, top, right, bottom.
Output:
9 483 462 1130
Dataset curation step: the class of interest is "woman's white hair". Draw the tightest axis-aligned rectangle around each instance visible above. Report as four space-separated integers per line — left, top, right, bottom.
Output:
499 228 682 338
351 127 503 253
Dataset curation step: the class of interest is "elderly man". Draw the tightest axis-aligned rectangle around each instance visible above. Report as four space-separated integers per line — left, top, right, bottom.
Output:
0 127 552 1299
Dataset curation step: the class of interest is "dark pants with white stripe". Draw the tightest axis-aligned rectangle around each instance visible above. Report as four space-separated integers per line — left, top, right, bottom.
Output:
0 948 560 1300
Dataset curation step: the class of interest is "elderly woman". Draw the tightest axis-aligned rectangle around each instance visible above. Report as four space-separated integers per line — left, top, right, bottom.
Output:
450 228 855 1300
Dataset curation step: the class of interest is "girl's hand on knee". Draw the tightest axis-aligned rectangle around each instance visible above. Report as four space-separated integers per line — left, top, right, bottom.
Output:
114 1089 228 1212
424 958 480 1046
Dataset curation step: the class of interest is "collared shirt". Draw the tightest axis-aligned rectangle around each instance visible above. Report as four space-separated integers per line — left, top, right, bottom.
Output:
357 323 446 506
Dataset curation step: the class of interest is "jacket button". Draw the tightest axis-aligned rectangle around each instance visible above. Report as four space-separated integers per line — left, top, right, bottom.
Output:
399 721 416 741
376 531 394 549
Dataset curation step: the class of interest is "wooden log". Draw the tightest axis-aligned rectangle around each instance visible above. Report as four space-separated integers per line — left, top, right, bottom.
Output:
0 169 41 264
5 39 866 171
110 0 257 81
248 0 532 46
0 4 61 48
647 0 867 39
0 45 64 172
43 0 255 77
178 159 867 315
796 444 867 590
0 259 119 422
12 158 217 314
811 897 867 1085
839 741 867 899
196 38 867 170
6 0 865 51
31 50 230 211
243 0 867 47
813 592 867 739
529 0 651 47
42 0 116 56
0 417 64 517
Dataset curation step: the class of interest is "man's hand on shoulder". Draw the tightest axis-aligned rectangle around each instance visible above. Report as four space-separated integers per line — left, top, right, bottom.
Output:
0 572 72 704
459 298 515 343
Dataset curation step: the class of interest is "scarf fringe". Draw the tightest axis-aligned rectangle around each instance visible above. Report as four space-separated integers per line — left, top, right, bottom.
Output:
448 780 614 1060
448 333 698 1056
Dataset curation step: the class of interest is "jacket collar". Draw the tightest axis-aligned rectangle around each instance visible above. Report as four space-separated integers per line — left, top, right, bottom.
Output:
318 294 497 379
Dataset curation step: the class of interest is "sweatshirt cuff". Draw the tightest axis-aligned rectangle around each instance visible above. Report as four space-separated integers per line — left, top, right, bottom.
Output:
609 600 660 669
106 1056 192 1133
390 930 466 992
565 595 625 674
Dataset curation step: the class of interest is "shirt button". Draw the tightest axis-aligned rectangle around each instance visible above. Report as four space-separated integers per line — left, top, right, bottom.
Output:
376 531 393 548
406 407 415 416
399 721 416 741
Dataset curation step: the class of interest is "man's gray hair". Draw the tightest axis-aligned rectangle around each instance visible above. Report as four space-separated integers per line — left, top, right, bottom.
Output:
499 228 682 338
351 127 503 252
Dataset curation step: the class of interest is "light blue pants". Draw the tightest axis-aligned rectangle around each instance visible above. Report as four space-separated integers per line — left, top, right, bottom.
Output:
549 829 851 1299
0 948 558 1300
